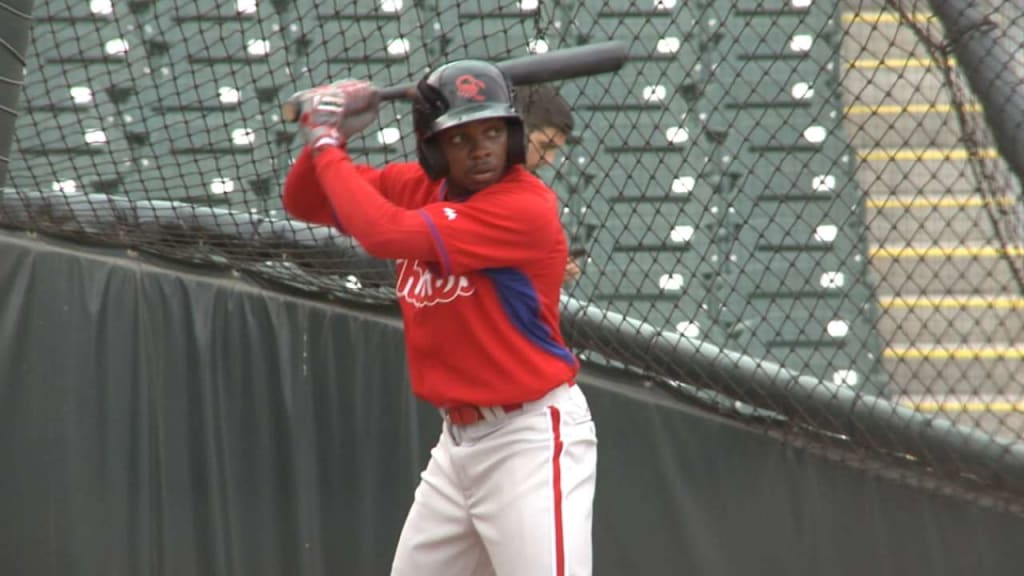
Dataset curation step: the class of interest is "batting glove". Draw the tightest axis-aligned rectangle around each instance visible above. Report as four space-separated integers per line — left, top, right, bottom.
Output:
333 79 380 140
297 80 380 150
298 85 348 150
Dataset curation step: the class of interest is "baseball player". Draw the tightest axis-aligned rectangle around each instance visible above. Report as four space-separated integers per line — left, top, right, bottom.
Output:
281 60 598 576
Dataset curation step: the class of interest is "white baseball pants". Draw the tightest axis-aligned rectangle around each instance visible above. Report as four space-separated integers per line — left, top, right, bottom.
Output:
391 384 598 576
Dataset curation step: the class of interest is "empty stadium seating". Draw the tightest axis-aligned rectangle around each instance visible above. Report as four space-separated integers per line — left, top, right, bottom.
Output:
8 0 888 393
558 0 886 392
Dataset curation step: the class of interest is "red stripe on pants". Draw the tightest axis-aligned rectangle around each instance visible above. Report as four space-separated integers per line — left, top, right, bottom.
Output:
549 407 565 576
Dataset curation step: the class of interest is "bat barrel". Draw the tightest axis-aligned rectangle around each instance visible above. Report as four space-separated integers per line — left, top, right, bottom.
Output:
498 41 629 86
281 40 628 122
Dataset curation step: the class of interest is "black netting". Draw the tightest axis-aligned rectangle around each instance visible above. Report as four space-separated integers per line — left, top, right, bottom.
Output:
5 0 1024 507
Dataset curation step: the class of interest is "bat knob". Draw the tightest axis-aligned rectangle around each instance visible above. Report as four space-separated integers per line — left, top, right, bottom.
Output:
281 90 306 123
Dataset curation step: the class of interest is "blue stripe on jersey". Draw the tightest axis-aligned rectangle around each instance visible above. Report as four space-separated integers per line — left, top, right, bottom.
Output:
482 268 576 367
417 209 452 276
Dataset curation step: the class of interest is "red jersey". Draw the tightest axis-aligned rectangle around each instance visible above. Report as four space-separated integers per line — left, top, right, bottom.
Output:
282 147 578 407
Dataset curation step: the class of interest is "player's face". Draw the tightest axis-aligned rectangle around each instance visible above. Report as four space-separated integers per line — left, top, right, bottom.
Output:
525 127 567 172
439 118 509 194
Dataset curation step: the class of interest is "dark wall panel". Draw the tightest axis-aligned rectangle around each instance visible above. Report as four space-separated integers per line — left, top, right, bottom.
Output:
2 229 1024 576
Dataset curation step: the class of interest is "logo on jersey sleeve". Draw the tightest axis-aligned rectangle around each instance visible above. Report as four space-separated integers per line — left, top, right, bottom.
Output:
396 259 475 307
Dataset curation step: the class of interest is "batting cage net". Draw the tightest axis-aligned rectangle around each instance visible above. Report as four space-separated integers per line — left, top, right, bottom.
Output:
4 0 1024 506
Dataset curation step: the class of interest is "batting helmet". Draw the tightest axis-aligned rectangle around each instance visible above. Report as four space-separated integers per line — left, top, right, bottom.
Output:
413 60 527 180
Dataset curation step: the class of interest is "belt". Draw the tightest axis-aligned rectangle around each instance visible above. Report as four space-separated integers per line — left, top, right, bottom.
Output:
443 402 524 426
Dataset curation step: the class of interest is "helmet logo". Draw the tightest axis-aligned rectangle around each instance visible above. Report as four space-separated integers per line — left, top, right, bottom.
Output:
455 75 487 101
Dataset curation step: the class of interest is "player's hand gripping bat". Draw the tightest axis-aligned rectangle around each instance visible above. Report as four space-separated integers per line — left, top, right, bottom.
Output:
281 40 629 123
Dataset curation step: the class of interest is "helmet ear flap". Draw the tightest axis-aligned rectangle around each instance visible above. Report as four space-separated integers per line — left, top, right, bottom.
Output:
507 120 526 166
414 79 450 179
417 137 448 180
416 78 449 120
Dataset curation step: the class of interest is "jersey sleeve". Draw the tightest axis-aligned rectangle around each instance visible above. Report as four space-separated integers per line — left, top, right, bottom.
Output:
283 148 430 227
283 147 396 226
282 146 334 226
310 147 439 262
416 185 560 276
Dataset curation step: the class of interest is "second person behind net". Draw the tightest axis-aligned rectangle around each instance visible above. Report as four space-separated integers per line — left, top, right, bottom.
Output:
514 83 586 287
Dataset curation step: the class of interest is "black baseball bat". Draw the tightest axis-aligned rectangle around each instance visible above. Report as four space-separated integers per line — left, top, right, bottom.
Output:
281 40 628 123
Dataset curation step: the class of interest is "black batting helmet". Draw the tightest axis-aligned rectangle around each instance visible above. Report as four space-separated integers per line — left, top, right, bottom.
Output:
412 60 527 180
